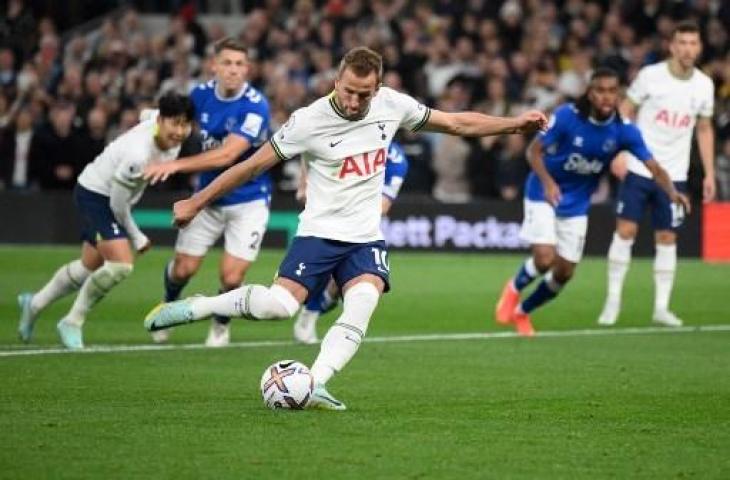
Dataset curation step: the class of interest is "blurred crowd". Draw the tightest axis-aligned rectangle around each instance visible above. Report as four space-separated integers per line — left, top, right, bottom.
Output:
2 0 730 201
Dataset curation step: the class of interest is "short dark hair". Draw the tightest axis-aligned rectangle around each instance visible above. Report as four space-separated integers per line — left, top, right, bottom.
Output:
213 37 248 56
575 66 620 119
672 20 700 38
338 47 383 82
590 66 620 83
158 92 194 121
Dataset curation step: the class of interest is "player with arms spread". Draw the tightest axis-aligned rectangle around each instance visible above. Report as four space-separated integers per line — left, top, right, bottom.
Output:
146 38 272 347
495 68 689 336
144 47 547 409
598 21 715 327
17 93 194 349
292 140 410 344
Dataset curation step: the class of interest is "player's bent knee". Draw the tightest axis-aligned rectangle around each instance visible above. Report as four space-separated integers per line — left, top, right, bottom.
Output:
95 262 134 290
172 259 199 281
220 271 245 291
247 284 300 319
533 252 555 272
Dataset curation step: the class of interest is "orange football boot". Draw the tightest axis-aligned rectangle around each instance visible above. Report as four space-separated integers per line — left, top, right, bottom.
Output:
511 309 535 337
495 279 520 325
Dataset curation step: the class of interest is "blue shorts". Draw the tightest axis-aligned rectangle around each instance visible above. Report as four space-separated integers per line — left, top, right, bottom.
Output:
616 172 687 231
75 184 128 246
277 237 390 300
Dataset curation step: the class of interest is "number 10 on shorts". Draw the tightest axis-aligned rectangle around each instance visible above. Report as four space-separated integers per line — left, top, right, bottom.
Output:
371 247 390 273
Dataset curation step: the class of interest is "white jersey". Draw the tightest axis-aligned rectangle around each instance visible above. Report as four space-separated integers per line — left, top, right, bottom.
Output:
625 61 714 181
77 111 181 202
270 87 430 242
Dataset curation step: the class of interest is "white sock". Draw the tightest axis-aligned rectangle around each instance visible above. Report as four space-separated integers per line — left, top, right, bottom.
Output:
190 284 299 320
605 233 634 307
311 283 380 385
63 262 133 327
30 259 92 314
654 244 677 313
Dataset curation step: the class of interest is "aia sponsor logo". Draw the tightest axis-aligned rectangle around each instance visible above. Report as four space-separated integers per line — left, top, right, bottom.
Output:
654 109 691 129
338 148 387 178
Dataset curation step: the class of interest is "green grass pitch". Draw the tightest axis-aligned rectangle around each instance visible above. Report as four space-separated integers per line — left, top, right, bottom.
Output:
1 245 728 478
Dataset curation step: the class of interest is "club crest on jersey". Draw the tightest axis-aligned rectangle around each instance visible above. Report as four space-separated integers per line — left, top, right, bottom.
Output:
602 138 617 153
573 136 584 147
377 122 386 140
201 113 209 124
654 109 691 129
225 117 237 132
339 148 387 179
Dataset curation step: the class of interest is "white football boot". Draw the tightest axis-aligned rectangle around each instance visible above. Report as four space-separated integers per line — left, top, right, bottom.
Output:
652 310 683 327
308 384 347 411
150 329 171 344
597 301 620 326
205 320 230 347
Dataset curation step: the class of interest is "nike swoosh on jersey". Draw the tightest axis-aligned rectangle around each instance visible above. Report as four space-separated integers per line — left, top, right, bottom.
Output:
329 139 343 147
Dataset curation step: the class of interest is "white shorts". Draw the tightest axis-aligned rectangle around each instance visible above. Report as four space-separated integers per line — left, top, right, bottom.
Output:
175 199 270 261
519 200 588 263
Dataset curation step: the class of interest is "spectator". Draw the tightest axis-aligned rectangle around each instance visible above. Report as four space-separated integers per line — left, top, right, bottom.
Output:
0 107 35 189
75 107 108 169
29 101 80 190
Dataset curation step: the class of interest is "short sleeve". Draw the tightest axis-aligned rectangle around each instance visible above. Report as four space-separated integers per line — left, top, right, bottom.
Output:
390 89 431 132
229 99 270 147
113 148 148 189
699 81 715 118
620 122 652 162
538 104 572 148
270 109 309 161
626 68 650 106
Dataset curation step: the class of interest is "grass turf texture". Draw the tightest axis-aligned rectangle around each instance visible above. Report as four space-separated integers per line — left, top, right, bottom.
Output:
1 245 728 478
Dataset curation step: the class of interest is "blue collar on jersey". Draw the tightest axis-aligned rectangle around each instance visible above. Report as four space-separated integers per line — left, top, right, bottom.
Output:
214 81 249 102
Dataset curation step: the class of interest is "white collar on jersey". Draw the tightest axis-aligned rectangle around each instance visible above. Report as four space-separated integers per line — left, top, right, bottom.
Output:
588 112 616 126
214 81 249 102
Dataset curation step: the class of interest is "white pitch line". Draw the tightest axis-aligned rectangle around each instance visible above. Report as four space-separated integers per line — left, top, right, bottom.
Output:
1 324 729 358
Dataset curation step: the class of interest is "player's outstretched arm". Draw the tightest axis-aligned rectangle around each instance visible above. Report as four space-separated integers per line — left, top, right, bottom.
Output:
695 117 716 203
645 159 691 214
109 182 150 253
173 142 280 227
144 134 251 185
526 137 561 206
422 109 547 137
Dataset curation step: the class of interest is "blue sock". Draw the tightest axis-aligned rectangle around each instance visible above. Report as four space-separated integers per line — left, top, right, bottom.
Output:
163 262 188 302
513 257 539 291
521 272 564 314
214 287 232 325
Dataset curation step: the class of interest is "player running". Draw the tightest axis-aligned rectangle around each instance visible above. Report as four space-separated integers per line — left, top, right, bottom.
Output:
292 140 409 344
17 93 193 349
495 68 690 337
147 38 272 347
597 21 715 327
144 46 547 409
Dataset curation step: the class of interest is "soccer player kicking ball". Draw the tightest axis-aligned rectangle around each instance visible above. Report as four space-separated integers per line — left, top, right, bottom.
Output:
144 47 546 410
495 68 690 337
292 140 409 344
17 93 194 349
597 21 715 327
145 38 273 347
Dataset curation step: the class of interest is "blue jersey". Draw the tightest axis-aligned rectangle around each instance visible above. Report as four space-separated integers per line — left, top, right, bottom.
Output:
526 103 652 217
383 141 409 200
191 80 272 206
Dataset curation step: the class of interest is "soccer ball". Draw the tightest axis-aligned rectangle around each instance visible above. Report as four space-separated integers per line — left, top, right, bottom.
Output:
260 360 314 410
